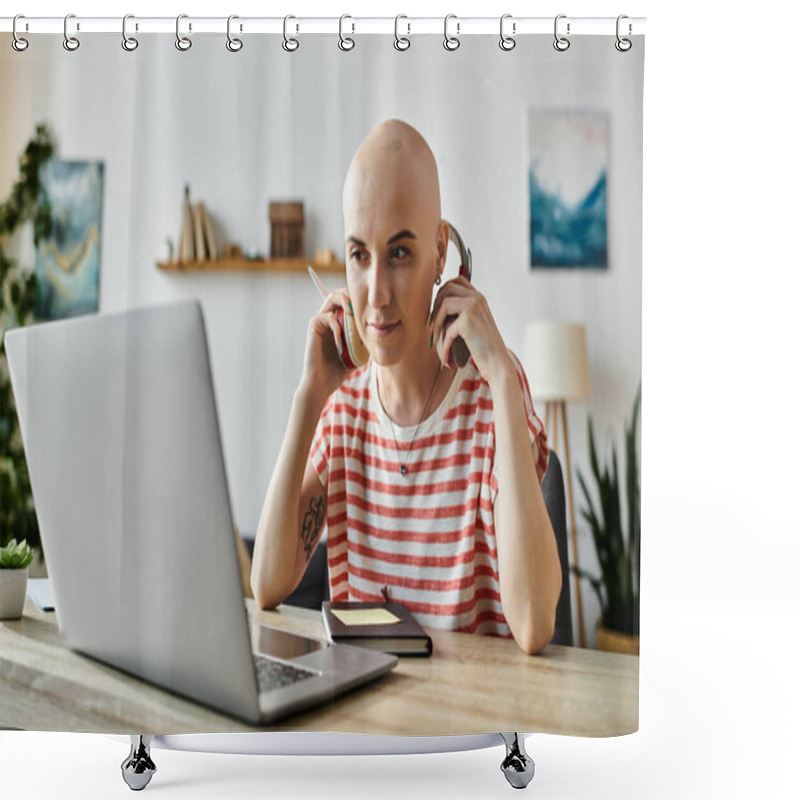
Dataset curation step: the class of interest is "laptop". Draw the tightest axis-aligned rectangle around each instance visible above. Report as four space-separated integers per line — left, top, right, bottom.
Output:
4 300 396 726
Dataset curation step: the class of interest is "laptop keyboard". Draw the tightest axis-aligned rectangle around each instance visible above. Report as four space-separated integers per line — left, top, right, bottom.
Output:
253 654 317 693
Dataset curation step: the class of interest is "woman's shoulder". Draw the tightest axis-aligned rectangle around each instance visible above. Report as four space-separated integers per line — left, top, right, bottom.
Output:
504 348 529 384
329 360 372 407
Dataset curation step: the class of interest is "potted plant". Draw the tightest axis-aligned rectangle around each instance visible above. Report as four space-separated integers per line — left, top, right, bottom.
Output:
576 387 641 655
1 123 54 558
0 538 34 619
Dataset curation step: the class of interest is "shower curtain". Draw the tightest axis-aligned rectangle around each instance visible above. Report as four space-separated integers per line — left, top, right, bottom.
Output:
0 14 644 794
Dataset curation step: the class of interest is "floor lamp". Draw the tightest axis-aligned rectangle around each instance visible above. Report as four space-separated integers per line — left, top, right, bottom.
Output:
523 321 590 649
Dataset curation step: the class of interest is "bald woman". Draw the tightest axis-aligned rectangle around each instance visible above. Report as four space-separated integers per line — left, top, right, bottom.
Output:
252 120 561 655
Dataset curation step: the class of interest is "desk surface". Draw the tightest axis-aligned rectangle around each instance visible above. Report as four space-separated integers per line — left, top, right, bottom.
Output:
1 598 638 737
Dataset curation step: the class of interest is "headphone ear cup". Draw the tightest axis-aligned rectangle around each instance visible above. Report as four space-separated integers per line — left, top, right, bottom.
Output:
342 310 370 368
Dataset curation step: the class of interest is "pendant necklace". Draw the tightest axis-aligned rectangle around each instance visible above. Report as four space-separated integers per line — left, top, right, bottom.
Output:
380 364 442 477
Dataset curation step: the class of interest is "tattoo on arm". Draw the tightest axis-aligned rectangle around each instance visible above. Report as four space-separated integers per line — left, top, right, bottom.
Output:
300 496 326 562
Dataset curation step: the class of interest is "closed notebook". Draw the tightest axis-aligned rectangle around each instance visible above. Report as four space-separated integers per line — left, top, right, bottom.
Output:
322 601 433 657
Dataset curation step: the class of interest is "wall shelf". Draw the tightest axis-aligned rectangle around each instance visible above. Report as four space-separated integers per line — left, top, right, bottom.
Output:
156 256 345 273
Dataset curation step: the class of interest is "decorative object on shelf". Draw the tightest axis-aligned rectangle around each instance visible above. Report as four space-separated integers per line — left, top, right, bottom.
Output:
0 122 55 552
0 538 34 619
576 386 641 655
524 320 591 647
192 203 206 262
269 201 304 258
314 247 338 267
33 159 103 320
198 203 217 259
527 109 608 269
177 186 218 264
180 185 193 260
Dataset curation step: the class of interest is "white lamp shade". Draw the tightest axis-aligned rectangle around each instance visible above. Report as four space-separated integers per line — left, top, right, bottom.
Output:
523 321 590 402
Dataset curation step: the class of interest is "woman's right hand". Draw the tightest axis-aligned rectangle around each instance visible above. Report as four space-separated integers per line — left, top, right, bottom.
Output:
299 289 353 405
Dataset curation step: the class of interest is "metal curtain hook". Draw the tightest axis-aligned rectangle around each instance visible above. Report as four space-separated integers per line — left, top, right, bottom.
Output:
394 15 410 51
227 15 243 51
615 14 632 52
12 14 29 52
499 14 516 51
443 14 460 51
122 14 139 51
283 15 299 51
338 14 355 51
175 14 192 51
63 13 80 51
553 14 570 51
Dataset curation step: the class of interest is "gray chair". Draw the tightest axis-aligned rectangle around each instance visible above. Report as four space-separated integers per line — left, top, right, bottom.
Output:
245 450 573 646
540 450 574 647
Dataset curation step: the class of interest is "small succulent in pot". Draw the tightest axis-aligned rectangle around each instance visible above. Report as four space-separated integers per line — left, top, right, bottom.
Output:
0 538 34 619
0 538 34 570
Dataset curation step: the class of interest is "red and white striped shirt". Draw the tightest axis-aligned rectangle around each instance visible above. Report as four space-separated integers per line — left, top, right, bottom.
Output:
309 350 548 637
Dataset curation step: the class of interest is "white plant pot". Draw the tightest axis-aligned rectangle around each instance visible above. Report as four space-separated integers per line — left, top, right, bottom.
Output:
0 567 29 620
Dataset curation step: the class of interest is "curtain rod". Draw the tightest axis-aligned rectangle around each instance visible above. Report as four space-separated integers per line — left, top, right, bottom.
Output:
1 16 646 37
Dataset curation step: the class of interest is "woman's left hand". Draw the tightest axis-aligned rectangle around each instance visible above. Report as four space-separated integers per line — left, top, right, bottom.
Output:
430 276 514 386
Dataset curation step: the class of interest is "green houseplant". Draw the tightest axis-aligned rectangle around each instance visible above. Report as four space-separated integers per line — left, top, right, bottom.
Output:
0 538 35 619
576 386 641 653
1 123 55 553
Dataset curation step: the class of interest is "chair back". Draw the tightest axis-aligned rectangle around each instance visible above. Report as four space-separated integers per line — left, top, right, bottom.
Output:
540 450 574 646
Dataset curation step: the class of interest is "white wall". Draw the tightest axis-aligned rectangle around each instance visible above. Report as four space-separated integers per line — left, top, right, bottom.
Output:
1 32 642 643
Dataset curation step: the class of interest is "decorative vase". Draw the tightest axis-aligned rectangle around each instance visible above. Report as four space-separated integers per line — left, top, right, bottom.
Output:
596 623 639 656
0 567 29 620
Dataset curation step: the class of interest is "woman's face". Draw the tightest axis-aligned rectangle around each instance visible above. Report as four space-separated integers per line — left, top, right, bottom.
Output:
344 177 446 367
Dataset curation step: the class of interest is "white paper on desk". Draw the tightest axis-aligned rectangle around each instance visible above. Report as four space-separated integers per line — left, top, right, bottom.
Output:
26 577 55 611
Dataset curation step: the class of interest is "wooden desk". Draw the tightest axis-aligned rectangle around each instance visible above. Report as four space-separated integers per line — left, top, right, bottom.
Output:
1 598 638 737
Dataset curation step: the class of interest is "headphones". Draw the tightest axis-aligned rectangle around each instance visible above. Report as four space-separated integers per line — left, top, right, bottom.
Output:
438 220 473 368
446 221 473 282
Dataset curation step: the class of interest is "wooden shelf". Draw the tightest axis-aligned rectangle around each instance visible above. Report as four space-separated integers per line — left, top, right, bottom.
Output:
157 256 345 273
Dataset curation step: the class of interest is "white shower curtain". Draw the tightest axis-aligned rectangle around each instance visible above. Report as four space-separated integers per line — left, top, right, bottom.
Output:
1 13 644 788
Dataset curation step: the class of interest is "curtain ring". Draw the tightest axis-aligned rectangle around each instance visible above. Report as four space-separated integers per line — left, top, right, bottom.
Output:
499 14 516 51
443 14 460 51
615 15 632 52
122 14 139 51
553 14 570 51
227 15 243 52
63 13 80 51
394 15 410 51
283 15 299 51
338 14 355 51
175 14 192 51
12 15 29 52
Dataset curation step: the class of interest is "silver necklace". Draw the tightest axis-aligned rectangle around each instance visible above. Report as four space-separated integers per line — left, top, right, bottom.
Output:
379 364 442 476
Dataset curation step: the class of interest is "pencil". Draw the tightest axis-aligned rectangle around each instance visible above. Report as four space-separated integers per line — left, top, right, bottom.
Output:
307 265 329 301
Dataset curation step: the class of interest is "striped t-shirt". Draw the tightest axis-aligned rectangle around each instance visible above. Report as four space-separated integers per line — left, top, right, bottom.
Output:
309 350 548 637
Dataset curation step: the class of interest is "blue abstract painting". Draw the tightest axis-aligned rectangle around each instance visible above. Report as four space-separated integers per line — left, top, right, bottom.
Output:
35 160 103 319
528 110 608 269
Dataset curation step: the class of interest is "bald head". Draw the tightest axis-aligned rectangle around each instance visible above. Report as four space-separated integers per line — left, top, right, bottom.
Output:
342 120 442 239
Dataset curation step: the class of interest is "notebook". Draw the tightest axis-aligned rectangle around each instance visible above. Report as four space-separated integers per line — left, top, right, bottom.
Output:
322 601 433 656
